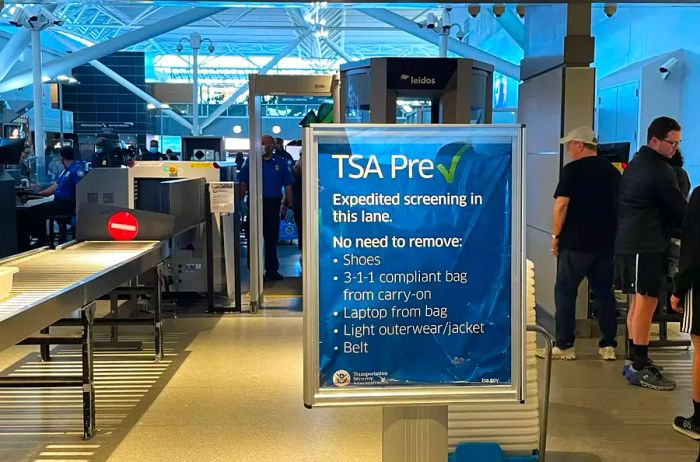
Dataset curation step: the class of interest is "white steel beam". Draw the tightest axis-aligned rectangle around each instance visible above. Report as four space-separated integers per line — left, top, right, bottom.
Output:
51 33 194 131
322 37 353 63
358 8 520 79
199 34 306 131
0 7 226 93
493 9 525 49
0 5 57 83
0 29 31 82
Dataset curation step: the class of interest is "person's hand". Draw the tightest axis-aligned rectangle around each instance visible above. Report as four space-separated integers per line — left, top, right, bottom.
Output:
280 203 287 219
285 208 294 223
671 295 684 314
551 236 559 257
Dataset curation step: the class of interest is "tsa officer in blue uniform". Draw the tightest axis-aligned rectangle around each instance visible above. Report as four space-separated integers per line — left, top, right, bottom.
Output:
239 135 294 281
142 139 167 161
16 146 87 250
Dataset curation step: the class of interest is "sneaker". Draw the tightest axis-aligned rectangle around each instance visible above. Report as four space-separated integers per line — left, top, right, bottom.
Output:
627 364 676 391
622 363 631 378
536 346 576 360
673 416 700 440
599 347 616 361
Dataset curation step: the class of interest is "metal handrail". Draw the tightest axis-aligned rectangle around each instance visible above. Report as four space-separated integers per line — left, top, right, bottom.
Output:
527 324 554 462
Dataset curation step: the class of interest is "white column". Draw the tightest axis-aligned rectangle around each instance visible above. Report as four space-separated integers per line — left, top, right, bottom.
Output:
439 8 450 57
439 34 448 57
191 32 201 136
31 29 46 182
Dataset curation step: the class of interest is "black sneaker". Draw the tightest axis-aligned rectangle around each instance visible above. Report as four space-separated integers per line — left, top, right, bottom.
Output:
673 416 700 440
264 272 284 281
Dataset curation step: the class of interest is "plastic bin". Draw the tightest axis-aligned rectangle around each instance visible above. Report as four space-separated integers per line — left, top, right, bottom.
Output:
0 267 19 300
449 442 538 462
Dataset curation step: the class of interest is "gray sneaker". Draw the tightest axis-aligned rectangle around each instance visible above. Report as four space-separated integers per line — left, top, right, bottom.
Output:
627 364 676 391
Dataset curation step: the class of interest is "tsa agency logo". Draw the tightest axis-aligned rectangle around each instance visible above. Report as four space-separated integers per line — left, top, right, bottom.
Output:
332 370 351 387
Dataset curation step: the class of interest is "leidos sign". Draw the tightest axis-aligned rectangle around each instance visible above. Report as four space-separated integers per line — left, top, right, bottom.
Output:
400 74 437 85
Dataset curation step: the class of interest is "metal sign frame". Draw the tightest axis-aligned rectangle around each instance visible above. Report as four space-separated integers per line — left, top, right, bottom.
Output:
303 124 526 407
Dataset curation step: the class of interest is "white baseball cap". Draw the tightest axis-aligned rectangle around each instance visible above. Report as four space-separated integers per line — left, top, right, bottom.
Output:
560 127 598 145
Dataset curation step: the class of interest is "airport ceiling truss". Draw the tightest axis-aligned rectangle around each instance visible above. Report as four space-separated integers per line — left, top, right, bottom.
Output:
20 4 505 62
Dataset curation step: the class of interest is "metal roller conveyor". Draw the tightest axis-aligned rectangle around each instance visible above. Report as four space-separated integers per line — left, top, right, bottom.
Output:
0 241 169 354
0 240 170 439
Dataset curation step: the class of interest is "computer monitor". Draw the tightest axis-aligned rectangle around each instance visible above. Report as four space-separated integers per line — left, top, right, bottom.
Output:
5 169 21 186
598 142 631 164
0 138 26 166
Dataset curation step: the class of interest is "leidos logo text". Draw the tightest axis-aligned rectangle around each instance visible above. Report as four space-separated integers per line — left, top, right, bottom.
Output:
400 74 436 85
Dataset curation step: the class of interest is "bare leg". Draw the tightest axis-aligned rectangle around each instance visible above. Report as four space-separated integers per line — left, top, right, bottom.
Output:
632 294 658 344
627 294 636 342
692 335 700 403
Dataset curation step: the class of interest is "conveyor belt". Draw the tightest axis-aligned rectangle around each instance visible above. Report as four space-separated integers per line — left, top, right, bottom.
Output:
0 241 170 353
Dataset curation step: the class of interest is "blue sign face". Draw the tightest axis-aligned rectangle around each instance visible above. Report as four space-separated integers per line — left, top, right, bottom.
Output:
316 127 515 389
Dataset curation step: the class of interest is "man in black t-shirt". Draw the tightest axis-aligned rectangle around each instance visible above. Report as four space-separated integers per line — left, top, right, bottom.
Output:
548 127 621 361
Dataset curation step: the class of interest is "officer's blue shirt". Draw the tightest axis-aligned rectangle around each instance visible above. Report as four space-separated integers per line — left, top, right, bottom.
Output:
239 155 293 198
54 161 86 203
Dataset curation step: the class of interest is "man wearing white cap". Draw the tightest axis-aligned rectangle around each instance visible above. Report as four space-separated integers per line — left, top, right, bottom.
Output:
547 126 621 360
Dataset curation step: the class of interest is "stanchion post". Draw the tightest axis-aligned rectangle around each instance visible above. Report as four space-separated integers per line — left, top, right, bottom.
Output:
205 185 215 312
234 182 242 311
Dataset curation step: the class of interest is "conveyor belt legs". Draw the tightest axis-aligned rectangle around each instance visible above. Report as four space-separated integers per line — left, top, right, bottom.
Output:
82 303 96 440
154 264 164 362
40 327 50 362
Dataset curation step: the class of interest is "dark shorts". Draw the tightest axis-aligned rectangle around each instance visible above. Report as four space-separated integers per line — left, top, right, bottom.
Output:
681 287 700 336
614 253 666 298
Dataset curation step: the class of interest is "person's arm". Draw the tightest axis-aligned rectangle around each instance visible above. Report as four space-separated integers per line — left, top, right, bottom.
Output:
672 188 700 312
551 196 570 257
551 167 573 257
285 185 294 209
239 181 248 198
655 168 687 228
39 183 57 197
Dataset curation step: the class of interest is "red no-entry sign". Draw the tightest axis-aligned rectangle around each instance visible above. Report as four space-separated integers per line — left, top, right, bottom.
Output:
107 212 139 241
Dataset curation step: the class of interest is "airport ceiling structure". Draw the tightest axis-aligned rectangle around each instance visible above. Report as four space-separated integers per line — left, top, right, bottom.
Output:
0 2 525 79
0 2 694 91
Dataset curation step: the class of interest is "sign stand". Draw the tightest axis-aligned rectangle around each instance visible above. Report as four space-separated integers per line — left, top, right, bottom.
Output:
383 406 448 462
303 124 527 459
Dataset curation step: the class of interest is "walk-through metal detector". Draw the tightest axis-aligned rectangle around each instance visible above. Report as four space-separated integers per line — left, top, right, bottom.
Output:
247 74 340 312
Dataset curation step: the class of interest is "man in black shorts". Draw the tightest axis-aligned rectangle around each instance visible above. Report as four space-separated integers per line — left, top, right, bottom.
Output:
547 127 621 361
671 187 700 438
616 116 686 391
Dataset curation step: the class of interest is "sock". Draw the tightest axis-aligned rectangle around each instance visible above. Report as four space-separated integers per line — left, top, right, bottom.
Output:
627 339 635 361
632 344 649 370
693 401 700 426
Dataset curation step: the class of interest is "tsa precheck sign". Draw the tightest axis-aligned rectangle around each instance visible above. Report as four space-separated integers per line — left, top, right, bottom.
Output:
304 125 526 406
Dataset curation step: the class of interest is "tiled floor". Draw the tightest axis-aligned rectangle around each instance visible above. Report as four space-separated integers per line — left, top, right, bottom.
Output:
0 314 699 461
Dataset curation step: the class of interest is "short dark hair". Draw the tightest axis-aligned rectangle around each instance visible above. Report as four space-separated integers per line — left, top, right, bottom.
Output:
647 116 681 143
59 146 75 161
166 149 173 154
150 139 159 147
583 142 597 152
